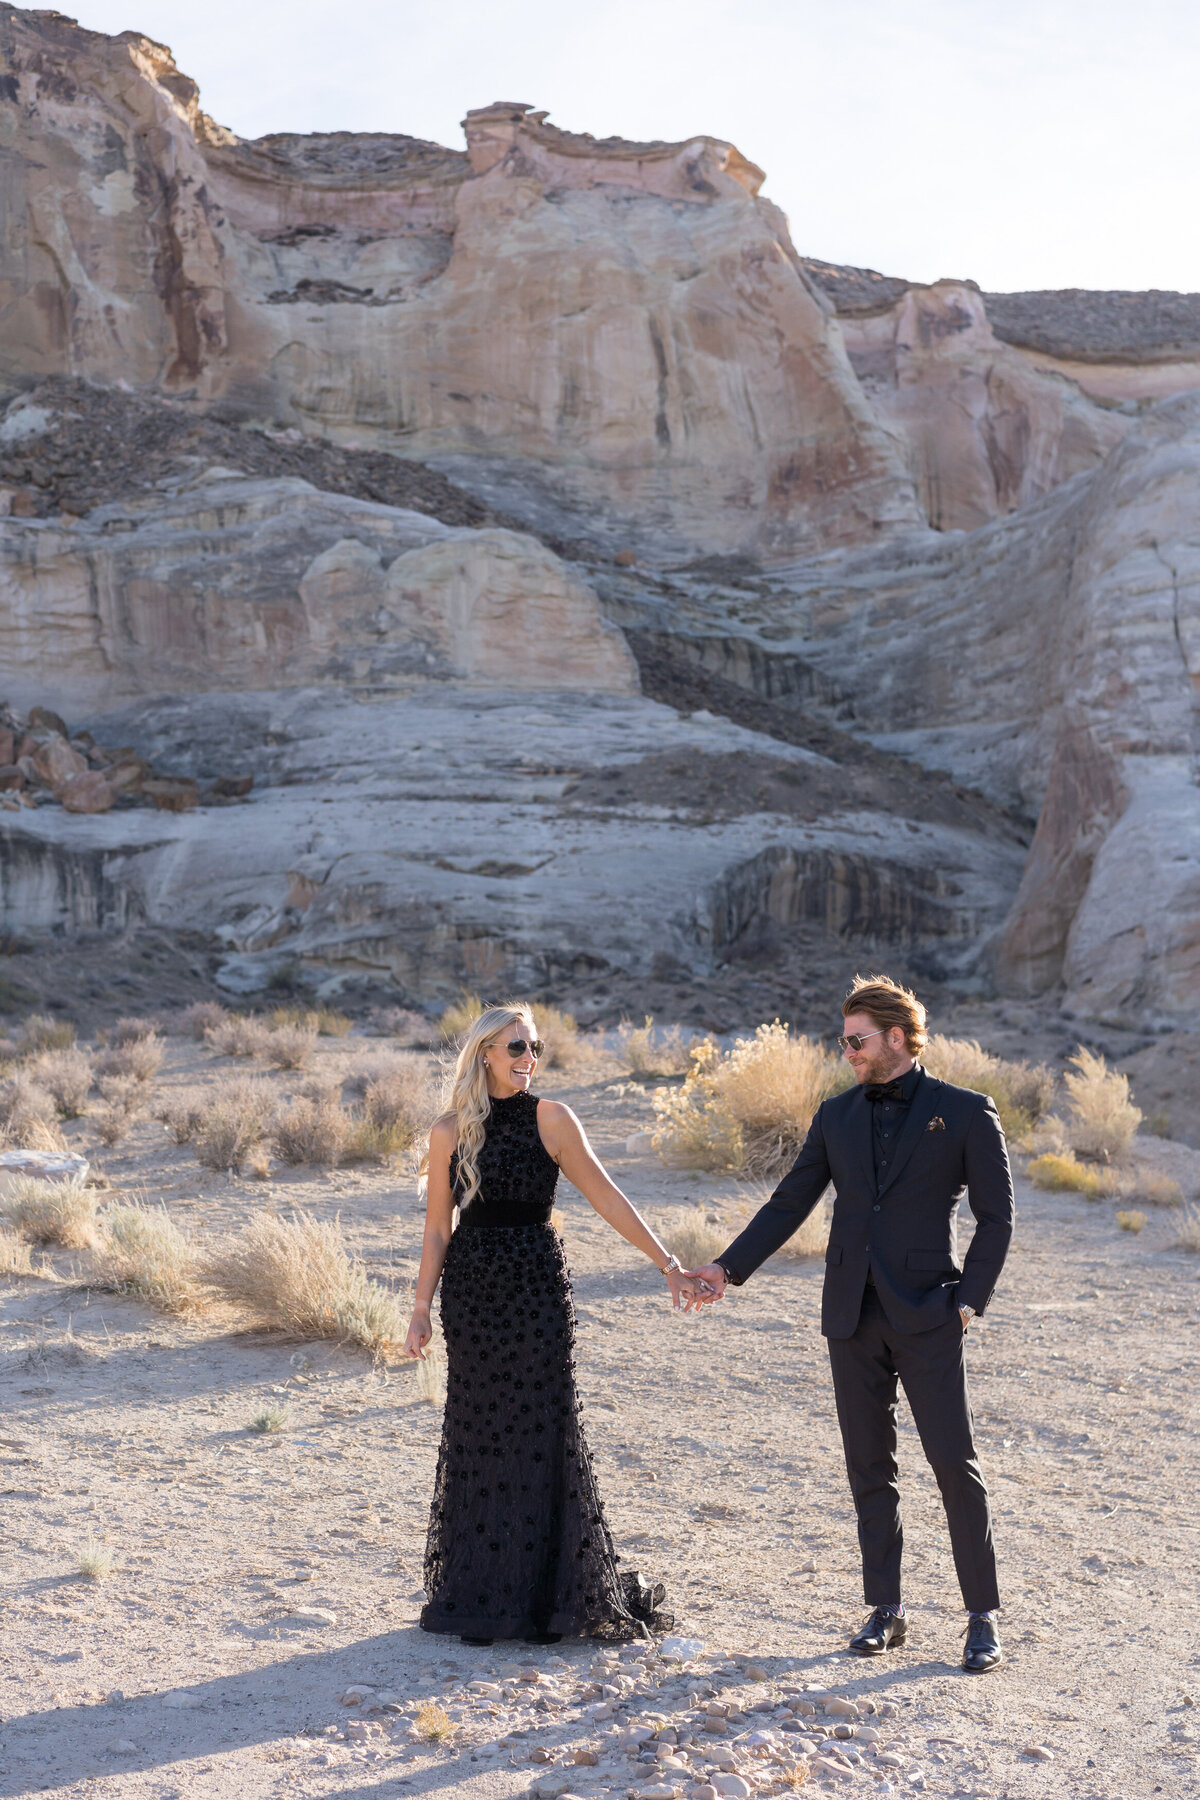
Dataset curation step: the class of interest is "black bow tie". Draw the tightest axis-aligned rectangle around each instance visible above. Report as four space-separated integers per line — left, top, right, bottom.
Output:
865 1080 907 1104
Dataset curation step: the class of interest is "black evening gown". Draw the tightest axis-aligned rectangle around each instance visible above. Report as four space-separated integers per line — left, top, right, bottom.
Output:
420 1089 671 1641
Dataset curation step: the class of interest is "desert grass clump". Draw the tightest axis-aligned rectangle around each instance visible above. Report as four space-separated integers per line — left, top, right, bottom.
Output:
206 1014 273 1060
273 1090 350 1168
0 1070 58 1138
1027 1151 1107 1199
1 1174 99 1248
1114 1168 1184 1208
250 1406 289 1433
108 1016 160 1046
660 1206 727 1269
205 1212 407 1352
96 1032 164 1086
346 1058 434 1161
414 1699 454 1743
28 1046 94 1118
194 1077 275 1174
76 1538 115 1581
18 1014 76 1054
265 1022 318 1071
1174 1204 1200 1252
92 1075 146 1146
616 1015 694 1078
438 988 484 1043
269 1004 353 1037
157 1091 207 1146
178 1000 228 1040
368 1005 429 1044
530 1002 584 1070
93 1202 202 1312
0 1228 35 1277
923 1035 1056 1139
653 1021 850 1177
1116 1209 1147 1234
1063 1047 1142 1160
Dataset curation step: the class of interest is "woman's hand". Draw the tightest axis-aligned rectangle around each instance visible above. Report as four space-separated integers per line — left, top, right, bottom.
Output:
664 1267 703 1313
404 1304 433 1360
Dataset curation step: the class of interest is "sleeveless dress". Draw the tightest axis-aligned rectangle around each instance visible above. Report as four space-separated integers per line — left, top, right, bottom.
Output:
419 1089 671 1641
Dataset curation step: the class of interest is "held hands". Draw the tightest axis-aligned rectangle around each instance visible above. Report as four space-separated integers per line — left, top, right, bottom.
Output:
663 1265 705 1313
404 1302 433 1361
680 1262 728 1312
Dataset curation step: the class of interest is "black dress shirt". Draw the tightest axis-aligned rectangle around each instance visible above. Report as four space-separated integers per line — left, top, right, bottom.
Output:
869 1062 924 1182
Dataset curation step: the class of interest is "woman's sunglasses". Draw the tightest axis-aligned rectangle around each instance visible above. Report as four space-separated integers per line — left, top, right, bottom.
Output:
503 1037 544 1058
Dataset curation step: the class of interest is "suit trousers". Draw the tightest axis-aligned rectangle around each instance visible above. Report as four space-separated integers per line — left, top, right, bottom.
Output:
826 1285 1000 1613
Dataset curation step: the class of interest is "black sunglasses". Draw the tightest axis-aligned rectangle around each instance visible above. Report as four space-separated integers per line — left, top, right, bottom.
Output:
503 1037 544 1058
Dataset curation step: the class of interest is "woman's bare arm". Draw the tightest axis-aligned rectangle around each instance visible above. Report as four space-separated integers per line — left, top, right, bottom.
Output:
404 1115 457 1359
537 1101 699 1310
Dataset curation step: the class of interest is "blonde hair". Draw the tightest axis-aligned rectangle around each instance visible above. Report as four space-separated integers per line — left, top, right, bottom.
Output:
842 973 928 1057
438 1001 537 1211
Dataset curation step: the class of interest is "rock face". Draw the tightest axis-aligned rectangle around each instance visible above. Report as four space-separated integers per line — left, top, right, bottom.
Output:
0 10 922 562
0 469 638 709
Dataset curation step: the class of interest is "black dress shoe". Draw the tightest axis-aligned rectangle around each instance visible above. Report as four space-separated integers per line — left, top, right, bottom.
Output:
961 1613 1002 1672
849 1606 907 1655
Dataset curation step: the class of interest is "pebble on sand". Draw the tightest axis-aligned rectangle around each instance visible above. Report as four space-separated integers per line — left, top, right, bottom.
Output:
657 1637 705 1663
1022 1745 1055 1761
289 1607 337 1626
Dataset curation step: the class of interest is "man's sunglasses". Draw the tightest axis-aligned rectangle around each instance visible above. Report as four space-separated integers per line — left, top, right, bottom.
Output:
837 1028 885 1052
502 1037 544 1058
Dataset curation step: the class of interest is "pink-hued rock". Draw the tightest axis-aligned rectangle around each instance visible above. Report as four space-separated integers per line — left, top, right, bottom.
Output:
59 769 115 813
30 733 87 791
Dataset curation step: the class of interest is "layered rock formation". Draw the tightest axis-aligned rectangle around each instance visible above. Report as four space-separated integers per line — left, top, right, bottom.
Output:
0 7 1197 1029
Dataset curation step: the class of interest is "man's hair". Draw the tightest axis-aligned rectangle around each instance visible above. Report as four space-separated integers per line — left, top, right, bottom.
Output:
841 973 928 1056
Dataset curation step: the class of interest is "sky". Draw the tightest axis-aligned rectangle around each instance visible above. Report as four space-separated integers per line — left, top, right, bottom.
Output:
62 0 1200 293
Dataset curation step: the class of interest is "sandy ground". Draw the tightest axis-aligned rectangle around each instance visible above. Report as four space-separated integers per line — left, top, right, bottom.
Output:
1 1038 1198 1800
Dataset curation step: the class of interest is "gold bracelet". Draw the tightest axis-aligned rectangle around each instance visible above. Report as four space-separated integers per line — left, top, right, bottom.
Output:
660 1255 683 1276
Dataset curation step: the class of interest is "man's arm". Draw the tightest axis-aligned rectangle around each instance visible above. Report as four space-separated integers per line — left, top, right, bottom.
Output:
957 1095 1015 1316
694 1106 834 1298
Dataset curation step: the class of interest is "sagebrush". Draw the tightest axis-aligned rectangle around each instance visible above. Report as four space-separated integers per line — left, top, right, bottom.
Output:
205 1213 407 1352
1063 1047 1141 1160
93 1202 202 1313
1 1175 99 1247
194 1078 275 1173
922 1035 1055 1138
616 1016 694 1078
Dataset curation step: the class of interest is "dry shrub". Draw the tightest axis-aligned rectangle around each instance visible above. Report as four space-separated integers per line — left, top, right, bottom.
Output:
0 1071 59 1142
1113 1167 1183 1208
530 1002 584 1070
729 1179 832 1259
28 1047 93 1118
274 1089 350 1168
414 1699 454 1742
653 1022 850 1177
1 1174 99 1247
0 1039 21 1065
93 1075 147 1146
108 1016 160 1046
0 1228 35 1277
178 1001 228 1040
18 1014 76 1054
194 1077 275 1173
347 1058 434 1161
0 1113 68 1154
77 1538 115 1581
368 1005 429 1043
93 1202 202 1312
206 1015 273 1060
616 1015 694 1078
157 1091 207 1146
1174 1205 1200 1252
265 1023 318 1070
1063 1047 1142 1160
438 989 484 1043
660 1206 727 1269
1116 1209 1147 1234
1027 1151 1107 1199
922 1035 1055 1138
205 1212 407 1351
96 1033 164 1086
415 1328 448 1405
269 1005 353 1038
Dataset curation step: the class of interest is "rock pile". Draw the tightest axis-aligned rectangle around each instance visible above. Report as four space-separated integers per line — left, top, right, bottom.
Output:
0 701 251 816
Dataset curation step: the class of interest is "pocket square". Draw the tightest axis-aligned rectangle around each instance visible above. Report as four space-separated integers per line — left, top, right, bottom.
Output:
927 1116 946 1131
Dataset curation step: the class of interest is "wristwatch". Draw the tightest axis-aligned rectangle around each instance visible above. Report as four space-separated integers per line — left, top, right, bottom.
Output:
959 1302 976 1323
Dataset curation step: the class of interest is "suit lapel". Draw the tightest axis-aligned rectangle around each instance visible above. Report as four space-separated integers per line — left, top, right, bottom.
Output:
875 1070 940 1200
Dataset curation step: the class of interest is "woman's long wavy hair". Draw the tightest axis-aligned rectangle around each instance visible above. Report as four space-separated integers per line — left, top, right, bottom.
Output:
437 1002 537 1212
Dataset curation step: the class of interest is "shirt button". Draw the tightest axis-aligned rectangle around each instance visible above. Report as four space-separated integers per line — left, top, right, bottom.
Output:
873 1204 881 1212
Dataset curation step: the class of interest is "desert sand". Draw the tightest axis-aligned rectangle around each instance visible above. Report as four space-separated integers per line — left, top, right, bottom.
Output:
1 1034 1197 1800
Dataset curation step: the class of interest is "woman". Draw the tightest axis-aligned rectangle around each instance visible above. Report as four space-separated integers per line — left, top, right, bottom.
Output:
404 1000 692 1645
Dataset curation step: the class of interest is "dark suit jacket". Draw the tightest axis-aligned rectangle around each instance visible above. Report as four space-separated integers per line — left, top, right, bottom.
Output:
718 1068 1014 1338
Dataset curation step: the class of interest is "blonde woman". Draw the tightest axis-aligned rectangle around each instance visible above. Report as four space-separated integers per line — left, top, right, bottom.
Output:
405 1001 691 1645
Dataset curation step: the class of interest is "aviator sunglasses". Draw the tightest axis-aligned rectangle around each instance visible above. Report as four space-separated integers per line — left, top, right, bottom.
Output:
502 1037 545 1058
837 1027 885 1052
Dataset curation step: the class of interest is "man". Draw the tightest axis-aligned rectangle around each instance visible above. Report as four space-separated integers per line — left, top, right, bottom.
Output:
689 974 1013 1672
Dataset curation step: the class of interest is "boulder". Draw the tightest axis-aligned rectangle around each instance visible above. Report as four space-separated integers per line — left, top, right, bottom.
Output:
31 734 87 791
0 1149 89 1194
59 770 115 814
